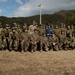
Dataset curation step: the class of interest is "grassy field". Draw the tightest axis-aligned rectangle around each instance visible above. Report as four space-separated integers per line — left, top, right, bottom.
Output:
0 50 75 75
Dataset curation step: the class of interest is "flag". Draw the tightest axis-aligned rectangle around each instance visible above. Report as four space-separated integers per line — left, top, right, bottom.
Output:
38 4 41 7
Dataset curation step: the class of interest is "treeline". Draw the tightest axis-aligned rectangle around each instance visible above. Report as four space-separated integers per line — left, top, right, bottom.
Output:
0 10 75 27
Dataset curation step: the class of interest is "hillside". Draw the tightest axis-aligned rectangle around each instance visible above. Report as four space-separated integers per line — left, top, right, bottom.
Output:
0 10 75 27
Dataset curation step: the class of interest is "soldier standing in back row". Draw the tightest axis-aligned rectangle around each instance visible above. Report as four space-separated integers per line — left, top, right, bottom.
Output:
17 24 22 37
38 24 45 36
16 24 23 51
53 25 60 37
45 25 53 39
28 21 37 34
66 25 74 37
3 24 11 50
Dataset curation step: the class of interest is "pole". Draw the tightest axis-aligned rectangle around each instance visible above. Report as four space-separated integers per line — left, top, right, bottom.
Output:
40 5 42 25
39 4 42 25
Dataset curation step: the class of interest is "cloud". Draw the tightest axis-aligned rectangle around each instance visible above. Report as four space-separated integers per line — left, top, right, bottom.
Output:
0 0 8 2
15 0 23 5
0 9 3 13
14 0 75 17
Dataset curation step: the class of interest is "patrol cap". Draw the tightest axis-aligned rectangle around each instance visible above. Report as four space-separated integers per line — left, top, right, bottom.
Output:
33 21 36 23
42 32 46 35
23 27 28 31
6 24 9 27
17 24 20 27
69 32 72 35
61 30 64 32
0 25 2 28
34 28 38 31
12 27 16 30
33 21 37 25
52 32 55 34
14 24 17 27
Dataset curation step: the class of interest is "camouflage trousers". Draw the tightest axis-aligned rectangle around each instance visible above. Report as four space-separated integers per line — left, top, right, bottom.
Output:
58 43 64 50
67 43 75 50
49 43 58 51
5 37 10 50
0 36 2 49
29 42 37 52
21 40 29 52
2 39 7 50
9 40 18 50
40 42 48 51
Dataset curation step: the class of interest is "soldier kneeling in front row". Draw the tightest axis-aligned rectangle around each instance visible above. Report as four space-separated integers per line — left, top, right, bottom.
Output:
9 28 18 51
48 32 59 51
67 33 75 50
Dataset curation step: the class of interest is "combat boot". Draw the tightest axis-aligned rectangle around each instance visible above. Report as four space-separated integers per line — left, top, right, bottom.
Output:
31 50 33 53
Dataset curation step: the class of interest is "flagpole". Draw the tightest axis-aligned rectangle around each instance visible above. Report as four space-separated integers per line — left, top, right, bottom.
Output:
38 4 42 25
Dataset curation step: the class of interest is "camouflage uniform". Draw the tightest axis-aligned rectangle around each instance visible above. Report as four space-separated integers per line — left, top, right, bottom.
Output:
2 39 7 50
3 25 11 50
59 24 66 36
66 25 74 37
29 29 40 52
9 29 18 51
28 21 37 34
49 33 59 51
16 25 23 51
58 30 67 50
0 26 3 49
38 25 45 36
16 25 22 37
40 33 49 51
53 25 60 37
67 33 75 50
21 29 29 52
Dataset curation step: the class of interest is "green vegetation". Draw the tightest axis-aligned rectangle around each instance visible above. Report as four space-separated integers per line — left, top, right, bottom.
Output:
0 10 75 27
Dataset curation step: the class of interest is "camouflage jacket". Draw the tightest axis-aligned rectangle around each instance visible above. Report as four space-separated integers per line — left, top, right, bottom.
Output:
49 36 58 44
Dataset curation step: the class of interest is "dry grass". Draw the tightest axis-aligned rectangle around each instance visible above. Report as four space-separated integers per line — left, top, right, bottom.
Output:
0 50 75 75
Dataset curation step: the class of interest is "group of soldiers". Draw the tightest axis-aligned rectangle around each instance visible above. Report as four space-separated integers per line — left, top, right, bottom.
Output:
0 21 75 53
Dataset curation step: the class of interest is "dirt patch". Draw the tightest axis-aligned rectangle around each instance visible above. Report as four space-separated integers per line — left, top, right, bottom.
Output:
0 50 75 75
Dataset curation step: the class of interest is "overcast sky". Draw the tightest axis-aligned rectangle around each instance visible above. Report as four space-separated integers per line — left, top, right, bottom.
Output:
0 0 75 17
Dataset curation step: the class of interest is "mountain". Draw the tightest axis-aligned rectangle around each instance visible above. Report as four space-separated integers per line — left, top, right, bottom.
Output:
0 10 75 27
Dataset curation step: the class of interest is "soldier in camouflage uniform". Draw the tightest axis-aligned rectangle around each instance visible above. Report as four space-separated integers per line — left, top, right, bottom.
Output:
48 32 59 51
29 29 40 53
53 25 60 37
38 24 45 36
16 24 23 51
66 25 74 37
67 33 75 50
3 24 11 50
21 28 29 52
9 28 18 51
14 24 18 30
28 21 37 34
0 25 3 49
40 33 49 52
58 30 67 50
17 24 22 37
2 39 7 50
